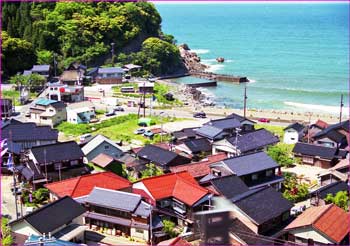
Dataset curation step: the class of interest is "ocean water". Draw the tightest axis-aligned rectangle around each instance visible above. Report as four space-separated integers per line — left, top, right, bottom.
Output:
156 3 349 115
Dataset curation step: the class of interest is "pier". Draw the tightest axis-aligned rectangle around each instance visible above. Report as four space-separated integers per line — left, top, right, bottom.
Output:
190 71 249 83
187 81 217 88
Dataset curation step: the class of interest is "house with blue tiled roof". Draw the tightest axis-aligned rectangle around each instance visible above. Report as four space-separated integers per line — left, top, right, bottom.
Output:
29 98 67 126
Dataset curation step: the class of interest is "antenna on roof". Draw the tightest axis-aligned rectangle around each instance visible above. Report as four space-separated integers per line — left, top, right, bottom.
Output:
339 94 344 123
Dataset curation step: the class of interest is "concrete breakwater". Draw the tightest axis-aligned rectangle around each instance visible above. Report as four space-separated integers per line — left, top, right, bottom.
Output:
190 71 249 83
187 81 217 88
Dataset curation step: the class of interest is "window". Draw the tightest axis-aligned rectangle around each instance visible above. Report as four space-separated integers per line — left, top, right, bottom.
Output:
104 145 110 150
252 174 258 180
303 156 313 164
54 163 62 170
135 229 143 234
71 160 79 166
266 170 273 177
42 117 48 120
49 109 54 112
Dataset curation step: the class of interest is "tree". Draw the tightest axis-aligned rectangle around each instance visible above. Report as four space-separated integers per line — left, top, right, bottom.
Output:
9 74 46 89
162 219 179 237
1 217 13 246
140 163 163 178
2 31 37 78
37 49 53 65
266 143 296 167
33 188 49 203
324 191 349 211
282 173 309 202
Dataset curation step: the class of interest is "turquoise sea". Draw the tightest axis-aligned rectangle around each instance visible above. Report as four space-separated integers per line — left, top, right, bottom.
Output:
156 3 349 115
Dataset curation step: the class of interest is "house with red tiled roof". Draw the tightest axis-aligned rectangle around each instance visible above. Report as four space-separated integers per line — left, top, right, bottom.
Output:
132 171 212 226
158 237 192 246
45 171 131 200
283 204 350 245
169 153 227 180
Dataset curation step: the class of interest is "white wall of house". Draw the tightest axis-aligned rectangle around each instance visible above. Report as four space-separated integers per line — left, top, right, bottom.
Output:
289 226 334 244
130 228 149 241
283 129 299 144
67 108 95 124
11 220 41 236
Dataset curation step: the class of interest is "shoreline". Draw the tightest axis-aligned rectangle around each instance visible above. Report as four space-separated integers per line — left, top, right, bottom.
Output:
159 79 347 124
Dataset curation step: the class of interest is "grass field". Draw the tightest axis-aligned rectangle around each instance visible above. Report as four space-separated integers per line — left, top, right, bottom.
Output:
57 113 179 144
256 123 285 139
1 90 37 106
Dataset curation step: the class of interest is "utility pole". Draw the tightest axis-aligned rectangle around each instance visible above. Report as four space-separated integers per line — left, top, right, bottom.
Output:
143 82 146 118
53 53 57 77
9 131 19 219
44 148 48 184
339 94 344 123
234 127 241 156
111 42 115 66
243 84 247 118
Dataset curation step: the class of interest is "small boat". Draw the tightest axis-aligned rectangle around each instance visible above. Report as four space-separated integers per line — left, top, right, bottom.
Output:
216 57 225 63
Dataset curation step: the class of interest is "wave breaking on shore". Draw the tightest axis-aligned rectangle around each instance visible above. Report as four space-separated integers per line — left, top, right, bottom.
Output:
284 101 349 115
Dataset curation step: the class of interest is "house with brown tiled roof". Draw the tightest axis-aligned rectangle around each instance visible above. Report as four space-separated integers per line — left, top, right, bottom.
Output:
132 171 212 226
169 153 227 180
283 204 350 245
45 171 131 201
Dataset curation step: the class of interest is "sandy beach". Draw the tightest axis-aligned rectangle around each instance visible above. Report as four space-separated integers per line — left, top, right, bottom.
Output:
160 79 347 124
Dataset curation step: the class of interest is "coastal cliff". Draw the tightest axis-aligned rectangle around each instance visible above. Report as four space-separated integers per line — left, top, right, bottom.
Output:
179 44 208 73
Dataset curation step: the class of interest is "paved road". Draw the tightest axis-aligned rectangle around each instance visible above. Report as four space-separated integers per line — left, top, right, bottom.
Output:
1 175 24 221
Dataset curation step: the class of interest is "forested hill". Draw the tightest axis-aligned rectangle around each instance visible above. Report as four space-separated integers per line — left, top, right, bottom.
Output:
2 1 184 78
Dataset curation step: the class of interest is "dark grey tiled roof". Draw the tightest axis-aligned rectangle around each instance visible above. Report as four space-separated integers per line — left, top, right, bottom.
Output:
172 128 197 139
98 67 124 74
227 129 279 153
195 125 226 139
284 122 305 132
222 151 278 176
310 181 349 199
292 142 346 160
230 218 276 245
10 196 86 234
183 138 212 153
137 144 190 166
231 187 293 225
313 120 349 142
210 175 249 199
32 65 50 72
31 141 84 164
2 122 58 142
205 117 241 130
133 201 151 217
86 187 142 212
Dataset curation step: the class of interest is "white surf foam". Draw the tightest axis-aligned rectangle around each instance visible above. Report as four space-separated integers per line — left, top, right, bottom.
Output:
284 101 349 115
205 64 225 73
191 49 210 54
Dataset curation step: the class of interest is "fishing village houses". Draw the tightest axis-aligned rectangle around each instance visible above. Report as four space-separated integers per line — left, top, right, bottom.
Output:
2 62 349 246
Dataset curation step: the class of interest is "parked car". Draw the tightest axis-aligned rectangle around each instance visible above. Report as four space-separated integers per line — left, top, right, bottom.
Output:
193 112 207 118
89 118 99 123
25 111 31 117
258 118 270 123
98 88 104 93
114 106 124 112
80 133 92 143
134 128 145 135
143 130 154 138
105 110 116 117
